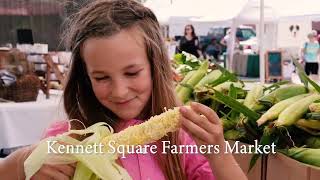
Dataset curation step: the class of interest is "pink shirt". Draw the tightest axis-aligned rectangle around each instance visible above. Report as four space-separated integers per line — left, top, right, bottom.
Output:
43 119 215 180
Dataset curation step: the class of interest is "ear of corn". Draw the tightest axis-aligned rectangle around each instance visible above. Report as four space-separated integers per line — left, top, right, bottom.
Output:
309 102 320 113
281 148 320 168
275 94 320 127
259 85 307 106
194 69 222 89
101 107 181 149
295 124 320 136
257 94 309 126
295 119 320 130
213 81 244 93
175 70 195 93
177 61 209 103
243 84 264 110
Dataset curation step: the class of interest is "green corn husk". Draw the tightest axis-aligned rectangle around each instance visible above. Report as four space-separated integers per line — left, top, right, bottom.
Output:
259 85 307 107
295 119 320 130
280 148 320 167
212 90 260 121
222 118 238 131
177 61 209 103
257 94 309 126
24 122 131 180
175 70 195 93
295 124 320 136
224 129 244 140
305 112 320 120
194 69 222 89
213 82 244 93
237 99 245 104
306 137 320 148
243 84 264 112
275 94 320 127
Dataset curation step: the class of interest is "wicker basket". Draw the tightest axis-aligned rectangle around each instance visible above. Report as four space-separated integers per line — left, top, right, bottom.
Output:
0 74 40 102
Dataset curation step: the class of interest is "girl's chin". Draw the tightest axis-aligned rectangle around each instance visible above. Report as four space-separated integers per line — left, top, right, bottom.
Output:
115 111 140 120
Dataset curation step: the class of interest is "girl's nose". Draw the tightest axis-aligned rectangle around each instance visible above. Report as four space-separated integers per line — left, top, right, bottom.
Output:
110 78 129 99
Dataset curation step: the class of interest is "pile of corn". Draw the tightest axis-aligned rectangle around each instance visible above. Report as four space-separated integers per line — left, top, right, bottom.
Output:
173 52 320 169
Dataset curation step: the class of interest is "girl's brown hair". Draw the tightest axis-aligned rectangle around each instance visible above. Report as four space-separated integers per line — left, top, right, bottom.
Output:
62 0 185 179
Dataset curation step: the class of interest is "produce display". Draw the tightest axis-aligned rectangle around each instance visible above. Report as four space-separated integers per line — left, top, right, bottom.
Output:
173 52 320 170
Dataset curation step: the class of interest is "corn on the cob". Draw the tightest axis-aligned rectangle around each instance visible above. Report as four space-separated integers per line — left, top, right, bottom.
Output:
194 69 222 89
295 119 320 130
177 61 209 103
243 84 264 110
101 107 181 149
259 85 307 106
213 82 244 93
257 94 309 126
283 148 320 167
175 70 195 93
309 102 320 113
275 94 320 126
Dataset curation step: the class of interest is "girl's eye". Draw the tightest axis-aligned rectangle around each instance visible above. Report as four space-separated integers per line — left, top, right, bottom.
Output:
126 71 140 77
94 76 109 81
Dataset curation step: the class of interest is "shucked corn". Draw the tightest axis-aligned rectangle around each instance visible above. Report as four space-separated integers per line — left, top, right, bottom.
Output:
101 107 181 149
25 107 184 180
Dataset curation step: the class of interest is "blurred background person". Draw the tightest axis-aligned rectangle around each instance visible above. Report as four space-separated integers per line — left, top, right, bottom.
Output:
177 24 203 58
300 32 320 80
220 29 240 65
205 38 222 60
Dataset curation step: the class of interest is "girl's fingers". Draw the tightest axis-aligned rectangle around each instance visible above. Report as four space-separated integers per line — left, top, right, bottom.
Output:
190 102 221 125
40 165 70 180
48 164 75 177
181 116 211 143
31 173 53 180
180 106 214 134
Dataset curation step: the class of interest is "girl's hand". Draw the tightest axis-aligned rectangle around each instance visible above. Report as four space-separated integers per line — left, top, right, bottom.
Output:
179 102 225 156
0 145 75 180
31 163 76 180
179 102 249 180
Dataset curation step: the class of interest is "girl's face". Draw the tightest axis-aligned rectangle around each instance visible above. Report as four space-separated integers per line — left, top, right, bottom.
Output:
81 29 152 120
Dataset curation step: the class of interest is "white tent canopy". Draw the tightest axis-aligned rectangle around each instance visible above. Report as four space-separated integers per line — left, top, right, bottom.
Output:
143 0 247 35
144 0 320 82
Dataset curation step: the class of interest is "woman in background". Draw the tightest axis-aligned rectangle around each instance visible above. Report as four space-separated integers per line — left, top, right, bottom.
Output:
178 24 203 58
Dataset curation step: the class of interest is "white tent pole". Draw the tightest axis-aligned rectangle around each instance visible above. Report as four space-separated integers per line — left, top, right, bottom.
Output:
228 20 237 71
259 0 265 83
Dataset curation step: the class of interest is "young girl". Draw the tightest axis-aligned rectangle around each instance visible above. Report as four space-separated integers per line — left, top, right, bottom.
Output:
0 0 247 179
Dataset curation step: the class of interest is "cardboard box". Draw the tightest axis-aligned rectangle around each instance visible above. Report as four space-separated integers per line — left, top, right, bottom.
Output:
267 153 320 180
228 141 263 180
